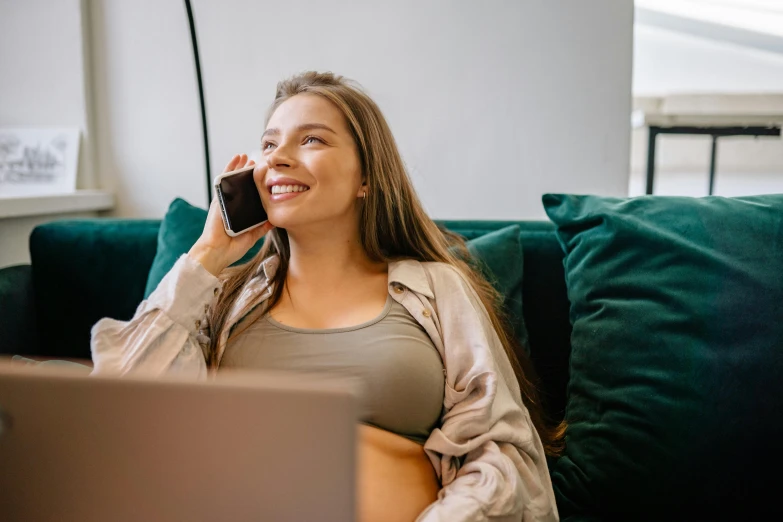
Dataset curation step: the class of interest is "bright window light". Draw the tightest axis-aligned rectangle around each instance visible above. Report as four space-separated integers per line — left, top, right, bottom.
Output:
636 0 783 37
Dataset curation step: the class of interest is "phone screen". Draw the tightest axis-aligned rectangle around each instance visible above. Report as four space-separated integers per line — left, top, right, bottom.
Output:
216 167 268 234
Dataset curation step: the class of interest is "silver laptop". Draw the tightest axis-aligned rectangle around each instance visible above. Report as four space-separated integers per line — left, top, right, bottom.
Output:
0 361 358 522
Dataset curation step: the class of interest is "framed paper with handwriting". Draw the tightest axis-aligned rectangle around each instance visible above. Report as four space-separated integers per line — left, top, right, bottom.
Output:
0 128 80 197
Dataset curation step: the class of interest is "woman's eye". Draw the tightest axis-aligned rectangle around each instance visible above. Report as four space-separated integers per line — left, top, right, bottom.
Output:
262 141 276 151
304 136 323 145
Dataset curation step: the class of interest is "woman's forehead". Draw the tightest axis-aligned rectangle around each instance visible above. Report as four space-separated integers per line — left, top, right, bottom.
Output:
267 94 347 132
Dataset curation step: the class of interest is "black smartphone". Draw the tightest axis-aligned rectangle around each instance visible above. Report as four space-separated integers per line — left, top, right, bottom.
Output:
214 165 268 236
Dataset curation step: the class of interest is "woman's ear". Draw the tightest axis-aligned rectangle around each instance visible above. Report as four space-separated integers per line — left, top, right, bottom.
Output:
356 179 368 199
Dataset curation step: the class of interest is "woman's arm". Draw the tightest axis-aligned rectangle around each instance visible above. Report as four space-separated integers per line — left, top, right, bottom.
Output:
90 154 272 378
418 265 558 522
90 254 218 377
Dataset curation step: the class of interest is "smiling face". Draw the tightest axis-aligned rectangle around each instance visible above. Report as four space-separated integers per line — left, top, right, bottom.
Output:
254 93 364 231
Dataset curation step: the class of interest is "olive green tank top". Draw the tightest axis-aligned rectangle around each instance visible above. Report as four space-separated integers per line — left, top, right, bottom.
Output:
219 296 445 444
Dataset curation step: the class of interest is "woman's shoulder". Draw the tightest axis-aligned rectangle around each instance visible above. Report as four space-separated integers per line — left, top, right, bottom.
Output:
392 258 458 275
419 260 470 285
391 259 473 299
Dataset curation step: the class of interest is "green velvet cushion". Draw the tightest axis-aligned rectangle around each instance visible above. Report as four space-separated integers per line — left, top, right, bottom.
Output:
145 200 529 349
544 193 783 520
465 225 530 350
144 198 264 297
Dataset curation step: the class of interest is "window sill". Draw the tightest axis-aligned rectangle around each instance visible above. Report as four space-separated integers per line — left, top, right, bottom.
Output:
0 190 115 219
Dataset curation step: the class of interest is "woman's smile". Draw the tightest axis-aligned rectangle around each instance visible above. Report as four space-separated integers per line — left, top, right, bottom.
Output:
265 176 312 203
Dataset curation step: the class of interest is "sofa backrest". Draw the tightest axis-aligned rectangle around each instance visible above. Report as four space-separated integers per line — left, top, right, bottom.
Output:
30 219 571 421
30 219 161 359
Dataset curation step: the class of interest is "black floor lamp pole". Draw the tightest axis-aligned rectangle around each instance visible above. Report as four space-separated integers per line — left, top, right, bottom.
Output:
184 0 212 205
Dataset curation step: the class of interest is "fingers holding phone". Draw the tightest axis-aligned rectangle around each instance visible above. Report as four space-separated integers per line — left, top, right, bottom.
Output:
188 154 273 276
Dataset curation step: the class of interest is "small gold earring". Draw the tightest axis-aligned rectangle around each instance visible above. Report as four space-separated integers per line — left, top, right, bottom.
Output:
362 191 367 199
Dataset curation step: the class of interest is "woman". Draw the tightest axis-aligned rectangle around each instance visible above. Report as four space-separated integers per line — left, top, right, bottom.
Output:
92 71 561 521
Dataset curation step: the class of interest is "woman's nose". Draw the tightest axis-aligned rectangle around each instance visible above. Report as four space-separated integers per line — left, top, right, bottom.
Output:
266 145 296 169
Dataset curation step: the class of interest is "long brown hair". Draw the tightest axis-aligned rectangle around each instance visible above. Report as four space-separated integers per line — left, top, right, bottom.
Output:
207 71 564 455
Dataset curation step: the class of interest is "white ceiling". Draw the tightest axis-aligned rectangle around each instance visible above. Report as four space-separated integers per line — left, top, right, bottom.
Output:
636 0 783 55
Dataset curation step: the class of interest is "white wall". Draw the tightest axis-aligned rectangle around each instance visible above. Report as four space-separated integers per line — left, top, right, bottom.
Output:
630 24 783 197
3 1 634 227
196 0 633 220
89 0 206 218
88 0 633 221
0 0 100 267
0 0 95 188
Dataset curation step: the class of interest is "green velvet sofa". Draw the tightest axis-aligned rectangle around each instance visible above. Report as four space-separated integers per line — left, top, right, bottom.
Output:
3 193 781 522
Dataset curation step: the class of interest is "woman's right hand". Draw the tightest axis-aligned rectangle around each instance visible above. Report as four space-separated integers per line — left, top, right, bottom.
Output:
188 154 274 276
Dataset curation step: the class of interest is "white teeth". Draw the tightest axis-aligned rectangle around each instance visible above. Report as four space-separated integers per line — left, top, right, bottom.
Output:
271 184 309 194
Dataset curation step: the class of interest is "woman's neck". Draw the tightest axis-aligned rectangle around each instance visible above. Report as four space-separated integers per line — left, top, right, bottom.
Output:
285 222 386 290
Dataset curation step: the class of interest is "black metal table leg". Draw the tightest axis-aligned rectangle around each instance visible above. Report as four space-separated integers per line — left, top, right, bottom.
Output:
708 135 718 196
645 126 658 195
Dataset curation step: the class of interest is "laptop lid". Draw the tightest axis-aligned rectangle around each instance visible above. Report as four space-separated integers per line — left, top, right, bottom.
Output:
0 361 358 522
